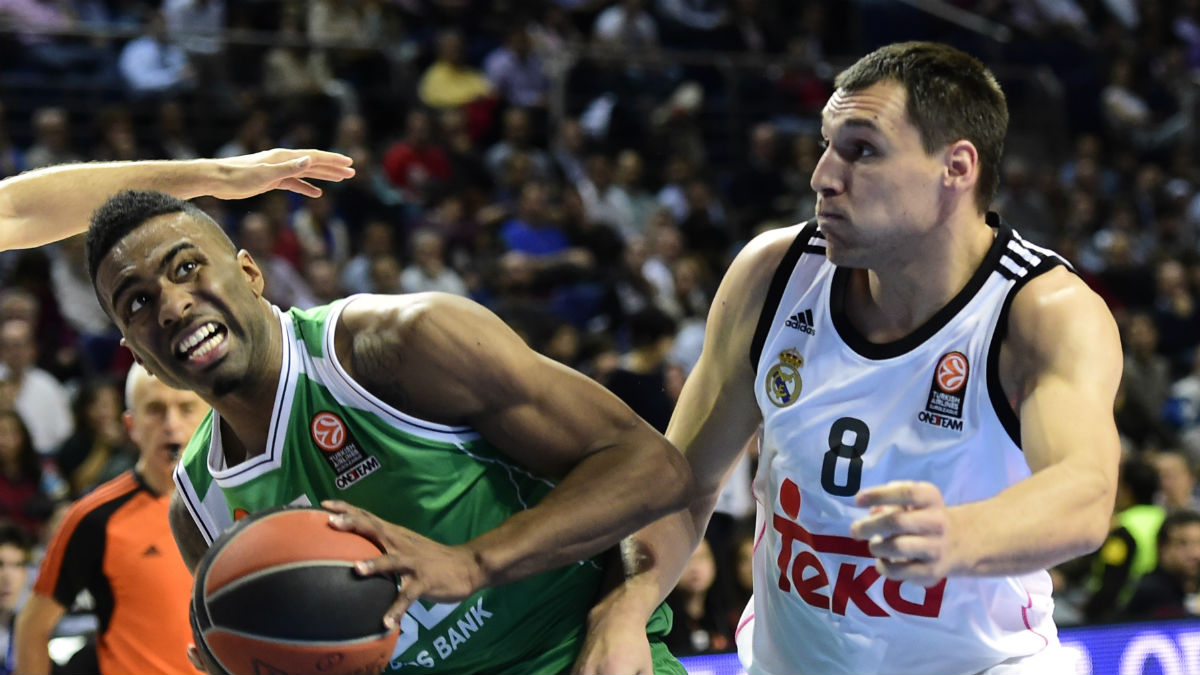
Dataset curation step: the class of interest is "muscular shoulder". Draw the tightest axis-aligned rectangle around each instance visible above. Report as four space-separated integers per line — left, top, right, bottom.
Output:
335 292 533 423
715 224 806 323
1004 266 1122 391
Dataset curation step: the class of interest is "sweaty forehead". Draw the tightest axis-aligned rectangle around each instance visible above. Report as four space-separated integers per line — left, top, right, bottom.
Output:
821 81 909 132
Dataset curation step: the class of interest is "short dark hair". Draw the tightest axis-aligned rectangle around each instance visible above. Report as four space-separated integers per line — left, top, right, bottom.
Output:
86 190 221 284
834 41 1008 213
0 519 32 559
1121 457 1161 506
1158 509 1200 548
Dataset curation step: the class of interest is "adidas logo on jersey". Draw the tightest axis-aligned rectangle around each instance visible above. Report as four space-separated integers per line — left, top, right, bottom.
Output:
785 309 816 335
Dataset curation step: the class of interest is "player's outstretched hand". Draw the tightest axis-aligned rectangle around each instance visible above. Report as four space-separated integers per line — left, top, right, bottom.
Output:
203 149 355 200
850 480 960 586
322 499 485 630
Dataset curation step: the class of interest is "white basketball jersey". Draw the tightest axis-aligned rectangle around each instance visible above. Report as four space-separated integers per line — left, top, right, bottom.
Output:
740 216 1068 674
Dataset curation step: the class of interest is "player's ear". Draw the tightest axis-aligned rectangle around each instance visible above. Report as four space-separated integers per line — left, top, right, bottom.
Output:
943 139 979 195
237 250 266 298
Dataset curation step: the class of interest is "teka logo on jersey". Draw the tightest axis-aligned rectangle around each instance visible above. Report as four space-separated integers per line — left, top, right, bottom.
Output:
310 411 380 489
765 348 804 408
772 478 946 618
919 351 968 431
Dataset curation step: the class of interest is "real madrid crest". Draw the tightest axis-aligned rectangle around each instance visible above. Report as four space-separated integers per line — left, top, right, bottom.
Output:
765 348 804 407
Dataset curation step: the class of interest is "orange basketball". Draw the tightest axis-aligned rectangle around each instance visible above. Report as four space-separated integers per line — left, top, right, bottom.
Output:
190 506 399 675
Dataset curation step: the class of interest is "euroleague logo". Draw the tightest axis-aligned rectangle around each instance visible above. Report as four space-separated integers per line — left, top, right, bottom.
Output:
311 412 347 452
920 350 968 431
935 351 968 393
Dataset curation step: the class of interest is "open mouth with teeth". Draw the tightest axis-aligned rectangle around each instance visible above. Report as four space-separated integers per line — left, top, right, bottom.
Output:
175 321 229 365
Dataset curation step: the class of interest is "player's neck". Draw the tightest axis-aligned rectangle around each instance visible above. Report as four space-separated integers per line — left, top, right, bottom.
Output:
208 305 284 465
848 215 994 342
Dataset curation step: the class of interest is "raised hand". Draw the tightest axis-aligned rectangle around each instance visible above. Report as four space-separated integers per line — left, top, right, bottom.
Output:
202 149 355 200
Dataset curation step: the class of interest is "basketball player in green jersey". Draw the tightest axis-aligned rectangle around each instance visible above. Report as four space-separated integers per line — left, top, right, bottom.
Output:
85 190 693 673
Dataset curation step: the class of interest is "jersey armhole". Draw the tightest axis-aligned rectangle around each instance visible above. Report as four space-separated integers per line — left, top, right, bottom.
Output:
984 258 1072 448
749 222 823 370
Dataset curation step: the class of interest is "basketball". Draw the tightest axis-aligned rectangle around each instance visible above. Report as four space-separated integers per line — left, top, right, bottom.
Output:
190 506 400 675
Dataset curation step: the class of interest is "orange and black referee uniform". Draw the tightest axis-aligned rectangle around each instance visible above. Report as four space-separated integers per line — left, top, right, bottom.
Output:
34 471 200 674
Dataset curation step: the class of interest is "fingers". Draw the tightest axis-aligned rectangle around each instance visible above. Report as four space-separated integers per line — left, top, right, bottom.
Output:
384 576 419 630
855 480 944 509
874 557 943 587
850 505 944 541
865 533 935 562
278 177 322 197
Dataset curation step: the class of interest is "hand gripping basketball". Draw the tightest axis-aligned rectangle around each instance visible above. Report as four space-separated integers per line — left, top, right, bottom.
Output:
323 499 488 630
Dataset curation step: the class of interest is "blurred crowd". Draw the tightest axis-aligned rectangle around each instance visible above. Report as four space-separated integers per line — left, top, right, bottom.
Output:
1 0 1200 660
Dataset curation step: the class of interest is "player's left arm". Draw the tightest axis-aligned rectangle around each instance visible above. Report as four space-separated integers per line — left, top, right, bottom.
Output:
852 267 1121 583
324 292 693 626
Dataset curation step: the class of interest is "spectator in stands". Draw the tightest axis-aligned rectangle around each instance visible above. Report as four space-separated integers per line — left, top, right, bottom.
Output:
0 0 117 88
1122 509 1200 619
0 411 53 538
150 100 197 161
601 305 678 433
485 107 553 183
593 0 660 52
1153 448 1200 512
215 108 273 158
0 319 72 456
237 212 317 310
439 108 494 207
400 229 468 297
368 254 403 295
1085 457 1166 622
664 537 733 657
0 103 25 180
1118 312 1173 446
484 24 550 108
727 122 787 238
291 192 350 267
1152 258 1200 371
162 0 226 91
993 155 1057 248
383 109 451 205
417 28 494 110
90 106 142 162
23 108 79 170
14 364 207 675
263 8 357 116
117 10 195 99
0 521 31 675
54 377 132 498
48 234 119 374
1167 345 1200 458
577 152 639 241
613 149 656 236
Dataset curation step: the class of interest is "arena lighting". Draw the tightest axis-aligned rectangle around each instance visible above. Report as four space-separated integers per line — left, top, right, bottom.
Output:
677 618 1200 675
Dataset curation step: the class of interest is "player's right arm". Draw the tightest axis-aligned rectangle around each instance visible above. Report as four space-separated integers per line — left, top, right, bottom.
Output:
0 149 353 252
13 592 67 675
169 491 209 573
574 225 798 674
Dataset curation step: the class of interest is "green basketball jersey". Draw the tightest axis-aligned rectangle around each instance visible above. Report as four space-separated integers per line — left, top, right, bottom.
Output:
174 299 682 674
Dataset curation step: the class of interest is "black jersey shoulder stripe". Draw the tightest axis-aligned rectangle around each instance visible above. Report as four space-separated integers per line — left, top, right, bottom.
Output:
984 254 1075 447
750 222 820 370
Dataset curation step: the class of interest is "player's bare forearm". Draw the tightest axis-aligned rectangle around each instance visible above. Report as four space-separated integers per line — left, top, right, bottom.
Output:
0 150 352 251
464 428 694 588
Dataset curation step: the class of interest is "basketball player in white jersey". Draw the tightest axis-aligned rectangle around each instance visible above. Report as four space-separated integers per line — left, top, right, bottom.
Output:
575 42 1121 674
